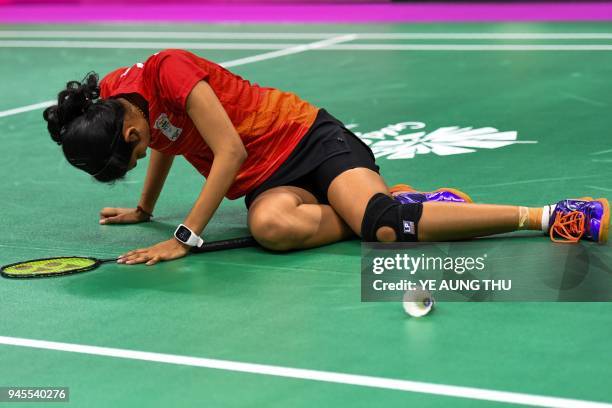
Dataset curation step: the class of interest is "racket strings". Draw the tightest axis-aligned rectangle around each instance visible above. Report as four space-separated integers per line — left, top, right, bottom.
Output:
1 257 98 277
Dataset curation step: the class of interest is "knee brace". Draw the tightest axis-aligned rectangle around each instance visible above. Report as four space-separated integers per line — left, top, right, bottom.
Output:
361 193 423 242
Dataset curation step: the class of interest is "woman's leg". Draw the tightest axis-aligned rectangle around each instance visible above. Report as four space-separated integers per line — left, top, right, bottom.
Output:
326 168 542 242
248 169 547 250
417 202 533 241
248 185 354 251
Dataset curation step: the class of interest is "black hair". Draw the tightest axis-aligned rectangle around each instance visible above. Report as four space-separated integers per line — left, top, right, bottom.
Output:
43 72 134 183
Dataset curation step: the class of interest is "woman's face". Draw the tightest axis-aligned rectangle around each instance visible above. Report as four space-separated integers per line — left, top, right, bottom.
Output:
128 135 149 171
119 100 151 171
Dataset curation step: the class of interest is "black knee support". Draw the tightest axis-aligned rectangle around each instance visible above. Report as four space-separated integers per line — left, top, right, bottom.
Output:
361 193 423 242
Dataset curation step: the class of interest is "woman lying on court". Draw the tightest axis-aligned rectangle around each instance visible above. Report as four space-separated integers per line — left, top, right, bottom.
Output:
43 49 609 265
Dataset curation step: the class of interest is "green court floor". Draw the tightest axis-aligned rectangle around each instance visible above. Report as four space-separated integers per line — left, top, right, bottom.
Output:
0 22 611 407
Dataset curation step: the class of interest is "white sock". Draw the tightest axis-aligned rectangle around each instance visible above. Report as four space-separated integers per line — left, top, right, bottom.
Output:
541 204 556 232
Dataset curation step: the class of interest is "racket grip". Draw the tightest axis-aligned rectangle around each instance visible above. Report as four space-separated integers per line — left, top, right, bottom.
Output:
190 236 258 254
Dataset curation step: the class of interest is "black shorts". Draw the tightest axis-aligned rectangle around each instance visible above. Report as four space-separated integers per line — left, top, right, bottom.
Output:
244 109 380 209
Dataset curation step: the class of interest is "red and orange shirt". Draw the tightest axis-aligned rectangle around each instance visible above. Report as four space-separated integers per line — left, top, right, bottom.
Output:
100 49 319 199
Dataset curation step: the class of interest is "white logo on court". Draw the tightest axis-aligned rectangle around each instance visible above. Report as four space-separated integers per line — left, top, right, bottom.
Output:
346 122 536 160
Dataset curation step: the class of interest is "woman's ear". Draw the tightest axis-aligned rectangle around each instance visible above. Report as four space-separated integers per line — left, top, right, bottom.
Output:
123 126 140 144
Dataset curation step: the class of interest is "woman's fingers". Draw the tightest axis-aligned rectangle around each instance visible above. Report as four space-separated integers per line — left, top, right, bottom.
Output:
117 248 147 262
146 256 161 266
126 257 147 265
123 253 150 264
118 248 170 264
99 207 124 224
120 248 147 257
99 207 121 218
100 208 145 225
119 252 173 265
121 248 144 257
100 215 122 224
117 239 188 266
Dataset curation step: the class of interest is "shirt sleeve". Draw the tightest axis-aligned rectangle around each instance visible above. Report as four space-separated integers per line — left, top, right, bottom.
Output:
154 49 210 112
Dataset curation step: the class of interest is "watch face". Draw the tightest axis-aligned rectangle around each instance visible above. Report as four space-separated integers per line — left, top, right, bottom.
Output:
175 225 192 243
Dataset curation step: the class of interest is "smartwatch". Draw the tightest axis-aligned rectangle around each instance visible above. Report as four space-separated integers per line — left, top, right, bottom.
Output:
174 224 204 248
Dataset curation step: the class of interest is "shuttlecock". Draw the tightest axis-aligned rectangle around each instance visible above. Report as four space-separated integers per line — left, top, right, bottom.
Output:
403 289 435 317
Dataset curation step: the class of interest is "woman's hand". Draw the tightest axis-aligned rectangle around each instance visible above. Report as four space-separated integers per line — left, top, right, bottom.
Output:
118 238 190 266
99 207 150 225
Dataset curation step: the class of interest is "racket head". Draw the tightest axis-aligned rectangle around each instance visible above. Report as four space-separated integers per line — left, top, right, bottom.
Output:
0 256 104 279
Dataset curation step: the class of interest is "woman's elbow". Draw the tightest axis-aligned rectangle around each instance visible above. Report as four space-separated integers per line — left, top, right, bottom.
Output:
223 145 247 164
234 146 248 163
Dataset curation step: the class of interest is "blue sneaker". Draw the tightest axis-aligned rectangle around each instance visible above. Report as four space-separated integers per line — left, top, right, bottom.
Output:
549 198 609 244
390 184 473 204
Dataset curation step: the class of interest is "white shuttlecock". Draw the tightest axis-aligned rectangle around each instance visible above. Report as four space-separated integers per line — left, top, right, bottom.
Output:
403 289 435 317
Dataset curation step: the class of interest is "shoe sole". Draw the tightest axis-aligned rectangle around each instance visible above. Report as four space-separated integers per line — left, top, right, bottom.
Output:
577 197 609 244
389 184 416 193
389 184 474 203
596 198 610 244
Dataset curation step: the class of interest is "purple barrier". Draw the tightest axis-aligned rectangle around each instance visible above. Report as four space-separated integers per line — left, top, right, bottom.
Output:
0 2 611 23
3 0 388 3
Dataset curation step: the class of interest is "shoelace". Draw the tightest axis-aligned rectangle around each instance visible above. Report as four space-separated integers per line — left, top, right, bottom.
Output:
550 211 586 243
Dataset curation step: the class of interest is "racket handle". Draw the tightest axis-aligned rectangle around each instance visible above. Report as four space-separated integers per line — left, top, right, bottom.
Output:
190 236 258 254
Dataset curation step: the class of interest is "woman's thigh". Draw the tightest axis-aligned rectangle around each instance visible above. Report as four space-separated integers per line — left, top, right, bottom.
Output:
249 185 318 212
326 167 390 235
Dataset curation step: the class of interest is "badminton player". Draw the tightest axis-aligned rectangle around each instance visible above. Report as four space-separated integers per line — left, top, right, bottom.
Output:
43 49 609 265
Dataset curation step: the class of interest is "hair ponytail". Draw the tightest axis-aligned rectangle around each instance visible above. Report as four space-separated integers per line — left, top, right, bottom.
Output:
43 72 133 183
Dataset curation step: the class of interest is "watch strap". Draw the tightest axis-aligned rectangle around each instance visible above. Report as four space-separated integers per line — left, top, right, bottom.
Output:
174 224 204 247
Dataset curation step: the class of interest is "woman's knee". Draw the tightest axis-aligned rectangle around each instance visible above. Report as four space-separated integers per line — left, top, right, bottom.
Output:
248 209 298 251
248 187 318 251
249 213 296 251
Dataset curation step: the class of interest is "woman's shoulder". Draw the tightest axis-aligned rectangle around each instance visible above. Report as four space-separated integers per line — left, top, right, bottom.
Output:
144 49 208 70
99 67 131 98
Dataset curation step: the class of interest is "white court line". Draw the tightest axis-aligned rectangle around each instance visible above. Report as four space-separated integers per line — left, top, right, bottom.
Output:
2 40 612 51
0 34 355 119
356 33 612 40
585 185 612 192
329 44 612 51
0 336 610 408
0 36 356 52
220 34 356 67
591 148 612 156
0 40 292 50
0 100 55 119
1 30 612 40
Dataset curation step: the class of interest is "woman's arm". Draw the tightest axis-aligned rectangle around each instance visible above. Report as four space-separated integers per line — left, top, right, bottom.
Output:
138 149 175 215
99 149 174 224
118 80 247 265
182 80 248 235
